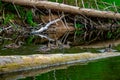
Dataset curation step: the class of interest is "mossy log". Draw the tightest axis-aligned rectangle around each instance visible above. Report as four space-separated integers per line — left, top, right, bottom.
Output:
2 0 120 20
0 53 120 74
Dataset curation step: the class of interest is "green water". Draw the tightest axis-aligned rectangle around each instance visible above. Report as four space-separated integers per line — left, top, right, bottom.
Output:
15 56 120 80
0 44 100 55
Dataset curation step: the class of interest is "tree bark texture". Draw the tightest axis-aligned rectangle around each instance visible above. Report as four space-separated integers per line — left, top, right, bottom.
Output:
2 0 120 19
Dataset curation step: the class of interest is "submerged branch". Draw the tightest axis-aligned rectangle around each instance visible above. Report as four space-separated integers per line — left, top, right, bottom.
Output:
36 34 55 41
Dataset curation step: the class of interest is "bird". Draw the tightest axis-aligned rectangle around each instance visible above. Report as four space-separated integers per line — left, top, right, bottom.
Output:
37 42 52 52
104 44 113 52
4 41 23 49
103 44 117 53
37 45 51 52
37 41 71 52
98 44 117 53
62 41 71 49
57 41 71 49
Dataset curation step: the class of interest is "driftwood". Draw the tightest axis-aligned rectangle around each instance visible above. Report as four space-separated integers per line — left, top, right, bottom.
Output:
0 53 120 74
2 0 120 20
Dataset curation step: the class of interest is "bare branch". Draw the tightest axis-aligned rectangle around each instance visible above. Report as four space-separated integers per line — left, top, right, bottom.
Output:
31 16 64 34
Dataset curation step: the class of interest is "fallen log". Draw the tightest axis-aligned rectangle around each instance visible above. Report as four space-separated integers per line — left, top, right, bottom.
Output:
0 52 120 74
2 0 120 20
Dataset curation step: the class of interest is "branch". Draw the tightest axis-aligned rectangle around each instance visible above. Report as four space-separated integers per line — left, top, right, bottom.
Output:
31 16 64 34
0 26 12 33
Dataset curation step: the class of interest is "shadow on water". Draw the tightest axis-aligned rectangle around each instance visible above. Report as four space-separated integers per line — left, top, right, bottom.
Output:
0 56 120 80
20 56 120 80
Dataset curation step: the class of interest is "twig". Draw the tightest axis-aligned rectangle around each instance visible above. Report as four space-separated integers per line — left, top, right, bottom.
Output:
62 31 70 44
1 26 12 31
13 3 21 18
81 0 85 8
63 14 69 30
94 0 99 10
75 0 78 7
113 2 118 12
31 16 64 34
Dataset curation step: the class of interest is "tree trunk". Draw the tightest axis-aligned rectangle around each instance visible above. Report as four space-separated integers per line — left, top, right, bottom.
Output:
2 0 120 19
0 53 120 74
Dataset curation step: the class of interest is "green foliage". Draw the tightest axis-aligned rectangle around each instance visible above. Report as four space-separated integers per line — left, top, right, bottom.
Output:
5 4 16 12
49 0 76 5
26 36 35 44
26 10 37 26
116 28 120 33
75 23 84 29
3 14 14 24
0 0 2 9
107 31 112 39
75 30 84 36
74 23 84 37
102 0 120 6
49 0 63 3
0 2 37 26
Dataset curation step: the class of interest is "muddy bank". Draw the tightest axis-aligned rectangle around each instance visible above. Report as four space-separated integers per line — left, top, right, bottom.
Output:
0 52 120 74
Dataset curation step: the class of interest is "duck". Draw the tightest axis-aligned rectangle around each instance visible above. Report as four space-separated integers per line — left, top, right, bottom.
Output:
4 41 23 49
37 41 71 52
38 46 51 52
103 44 117 53
57 41 71 49
98 44 117 53
104 44 113 52
37 43 52 52
62 41 71 49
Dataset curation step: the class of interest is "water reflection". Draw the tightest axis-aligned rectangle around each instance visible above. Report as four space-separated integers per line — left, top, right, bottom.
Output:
0 61 87 80
20 56 120 80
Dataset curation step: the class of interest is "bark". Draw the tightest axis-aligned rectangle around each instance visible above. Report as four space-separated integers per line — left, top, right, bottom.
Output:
2 0 120 19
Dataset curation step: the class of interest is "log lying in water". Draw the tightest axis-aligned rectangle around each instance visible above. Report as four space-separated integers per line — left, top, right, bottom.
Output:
0 52 120 74
2 0 120 19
